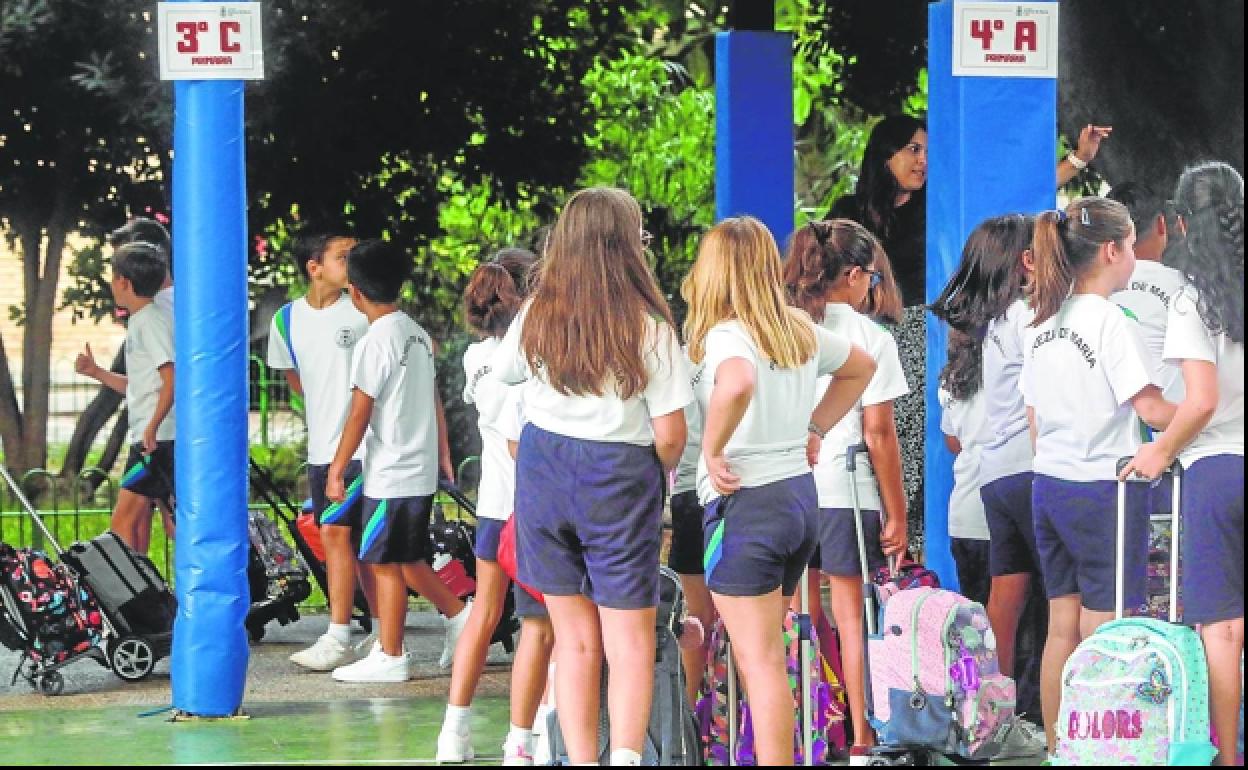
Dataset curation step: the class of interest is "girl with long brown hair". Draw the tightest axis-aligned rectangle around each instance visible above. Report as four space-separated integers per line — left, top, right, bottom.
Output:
684 216 875 765
488 187 691 766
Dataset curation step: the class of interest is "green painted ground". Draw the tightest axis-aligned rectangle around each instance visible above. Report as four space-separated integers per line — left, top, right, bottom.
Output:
0 697 510 765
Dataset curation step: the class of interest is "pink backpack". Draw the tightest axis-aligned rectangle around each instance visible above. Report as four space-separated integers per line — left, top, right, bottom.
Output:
867 586 1015 760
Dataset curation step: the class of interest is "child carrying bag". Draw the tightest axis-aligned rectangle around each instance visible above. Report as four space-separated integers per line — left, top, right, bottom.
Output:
1054 459 1217 766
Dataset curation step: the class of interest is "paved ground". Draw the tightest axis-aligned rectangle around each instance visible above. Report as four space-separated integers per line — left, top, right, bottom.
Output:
0 609 514 711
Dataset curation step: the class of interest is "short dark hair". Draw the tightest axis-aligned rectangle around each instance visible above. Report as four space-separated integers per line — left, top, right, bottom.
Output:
109 217 171 252
292 233 353 281
112 242 169 298
347 239 409 303
1107 181 1177 240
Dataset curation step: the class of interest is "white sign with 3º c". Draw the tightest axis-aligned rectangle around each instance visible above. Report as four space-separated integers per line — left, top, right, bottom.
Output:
157 2 264 81
952 1 1058 78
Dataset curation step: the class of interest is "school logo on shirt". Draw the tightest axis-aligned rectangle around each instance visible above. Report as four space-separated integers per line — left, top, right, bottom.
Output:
1125 281 1172 309
335 326 358 349
1030 327 1097 368
398 334 432 366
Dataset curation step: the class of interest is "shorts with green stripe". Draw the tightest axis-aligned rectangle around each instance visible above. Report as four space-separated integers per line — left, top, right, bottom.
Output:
357 495 433 565
121 442 175 501
308 461 364 532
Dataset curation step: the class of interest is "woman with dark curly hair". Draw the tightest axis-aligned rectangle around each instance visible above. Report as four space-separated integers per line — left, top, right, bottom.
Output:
1120 161 1244 766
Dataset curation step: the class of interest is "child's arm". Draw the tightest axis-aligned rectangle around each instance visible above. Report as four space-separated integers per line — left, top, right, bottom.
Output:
435 389 454 483
283 370 303 397
944 435 962 455
702 358 755 496
1119 359 1218 481
651 410 687 473
1027 406 1037 451
863 401 908 556
74 343 127 395
143 362 175 453
326 388 373 503
809 344 876 437
1130 384 1177 431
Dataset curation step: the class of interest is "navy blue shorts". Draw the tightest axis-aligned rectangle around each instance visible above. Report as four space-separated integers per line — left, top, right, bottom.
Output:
951 537 992 607
309 460 364 531
120 442 175 501
514 424 665 610
668 491 705 575
982 472 1042 578
357 495 433 565
475 518 505 562
813 507 885 578
513 582 548 619
1181 454 1244 624
702 474 818 597
1032 475 1148 612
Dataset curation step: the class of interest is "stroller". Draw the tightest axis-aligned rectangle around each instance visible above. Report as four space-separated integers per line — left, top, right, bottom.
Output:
0 465 175 695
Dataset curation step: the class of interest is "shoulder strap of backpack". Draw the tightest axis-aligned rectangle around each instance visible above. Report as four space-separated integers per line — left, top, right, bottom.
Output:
274 302 299 372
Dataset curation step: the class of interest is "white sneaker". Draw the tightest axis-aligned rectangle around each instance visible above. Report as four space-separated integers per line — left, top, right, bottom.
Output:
435 726 474 763
289 633 354 671
501 742 535 766
996 717 1047 759
532 712 553 767
439 599 474 669
353 628 379 658
331 645 411 683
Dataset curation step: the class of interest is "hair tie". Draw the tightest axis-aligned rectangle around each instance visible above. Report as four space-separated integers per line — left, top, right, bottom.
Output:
1079 207 1092 227
1053 209 1068 224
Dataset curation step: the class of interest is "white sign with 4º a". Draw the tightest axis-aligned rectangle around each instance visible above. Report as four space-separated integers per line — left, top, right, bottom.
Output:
953 1 1058 79
157 2 264 81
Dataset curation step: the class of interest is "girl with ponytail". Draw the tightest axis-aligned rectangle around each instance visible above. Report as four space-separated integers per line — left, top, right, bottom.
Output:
440 248 555 765
1021 196 1177 755
1120 161 1244 766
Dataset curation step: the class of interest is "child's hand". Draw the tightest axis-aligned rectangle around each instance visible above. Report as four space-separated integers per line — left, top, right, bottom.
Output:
439 452 455 485
806 433 822 467
325 466 346 504
881 515 907 557
1075 124 1112 164
74 343 99 378
142 423 159 454
705 453 740 497
1118 442 1174 482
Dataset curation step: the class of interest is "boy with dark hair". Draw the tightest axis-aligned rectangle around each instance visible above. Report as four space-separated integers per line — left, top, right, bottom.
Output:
75 242 176 552
326 239 471 682
268 233 380 670
109 216 174 317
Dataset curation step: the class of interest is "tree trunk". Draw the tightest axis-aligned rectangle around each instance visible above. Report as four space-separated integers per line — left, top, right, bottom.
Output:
0 334 21 472
59 348 127 481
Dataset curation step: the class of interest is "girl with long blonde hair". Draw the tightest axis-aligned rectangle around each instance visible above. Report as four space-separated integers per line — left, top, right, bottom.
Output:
683 216 876 765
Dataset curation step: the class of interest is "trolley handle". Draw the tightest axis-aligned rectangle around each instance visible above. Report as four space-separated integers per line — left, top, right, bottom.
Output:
1114 456 1183 622
0 464 65 558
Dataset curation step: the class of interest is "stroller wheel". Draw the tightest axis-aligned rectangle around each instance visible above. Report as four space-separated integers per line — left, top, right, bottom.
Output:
110 636 157 681
38 671 65 696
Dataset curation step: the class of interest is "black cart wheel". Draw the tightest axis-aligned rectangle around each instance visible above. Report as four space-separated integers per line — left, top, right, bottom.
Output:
38 671 64 696
110 636 157 681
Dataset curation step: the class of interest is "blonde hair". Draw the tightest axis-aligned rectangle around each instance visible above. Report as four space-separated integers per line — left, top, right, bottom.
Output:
520 187 676 398
683 216 818 368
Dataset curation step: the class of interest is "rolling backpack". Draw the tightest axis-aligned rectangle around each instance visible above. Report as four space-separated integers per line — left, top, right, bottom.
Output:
545 567 701 765
1055 461 1217 766
0 544 103 666
698 606 848 765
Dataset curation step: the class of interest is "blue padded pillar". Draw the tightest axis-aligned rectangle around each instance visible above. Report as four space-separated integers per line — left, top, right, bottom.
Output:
170 72 251 713
926 1 1057 589
715 30 794 243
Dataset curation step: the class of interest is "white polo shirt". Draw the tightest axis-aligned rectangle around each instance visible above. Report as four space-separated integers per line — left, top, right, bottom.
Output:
124 302 176 446
463 337 525 520
810 304 910 511
672 350 704 496
939 387 989 540
350 311 439 499
693 319 852 505
1021 294 1157 481
266 293 370 465
1113 259 1187 402
489 305 692 445
977 299 1036 484
1163 285 1244 466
